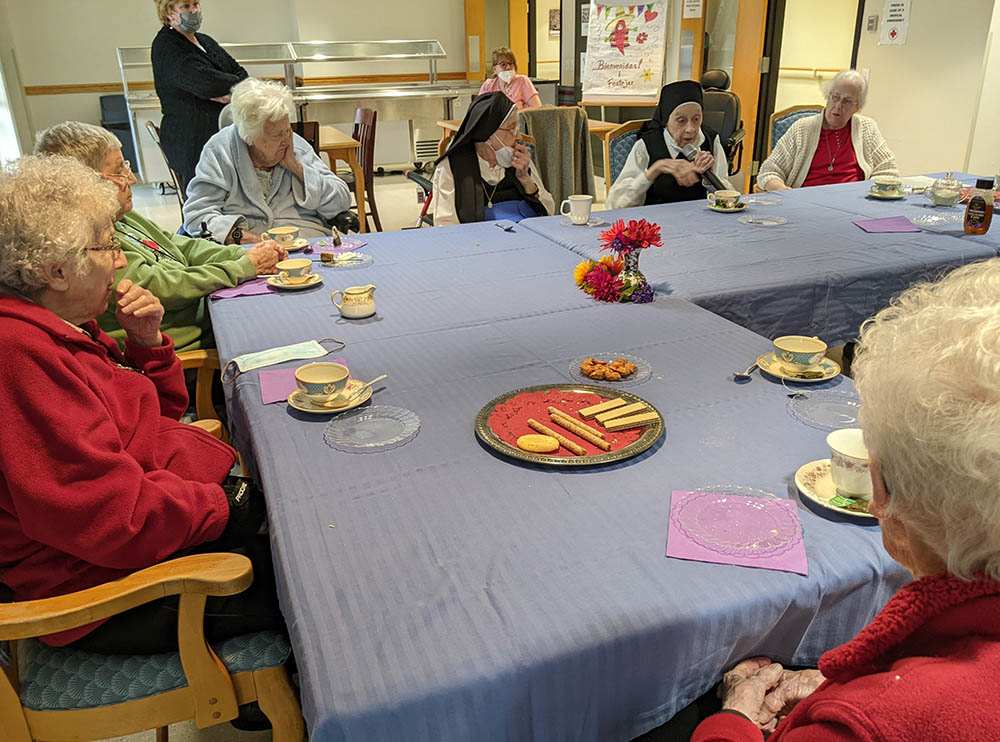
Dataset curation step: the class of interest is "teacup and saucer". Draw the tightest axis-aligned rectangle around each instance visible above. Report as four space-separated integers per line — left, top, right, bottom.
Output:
707 190 746 212
267 258 322 289
756 335 840 382
867 177 905 200
288 363 372 414
263 225 309 251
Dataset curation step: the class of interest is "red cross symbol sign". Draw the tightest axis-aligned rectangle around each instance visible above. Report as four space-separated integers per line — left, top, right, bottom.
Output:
889 28 897 39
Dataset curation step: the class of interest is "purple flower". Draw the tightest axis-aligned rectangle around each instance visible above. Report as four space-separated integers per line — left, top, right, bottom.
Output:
631 282 654 303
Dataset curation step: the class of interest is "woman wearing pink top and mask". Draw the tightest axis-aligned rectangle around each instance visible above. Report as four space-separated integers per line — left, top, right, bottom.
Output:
477 48 542 110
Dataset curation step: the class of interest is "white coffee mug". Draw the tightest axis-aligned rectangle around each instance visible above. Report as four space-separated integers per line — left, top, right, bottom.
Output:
827 428 872 499
560 195 594 225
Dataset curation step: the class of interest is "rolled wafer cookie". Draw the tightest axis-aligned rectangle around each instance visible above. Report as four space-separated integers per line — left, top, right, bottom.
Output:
526 418 587 456
547 409 610 451
547 406 605 438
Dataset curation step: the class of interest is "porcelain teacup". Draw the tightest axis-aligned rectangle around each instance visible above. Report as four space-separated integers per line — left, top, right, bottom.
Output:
264 225 300 245
827 428 872 499
294 362 350 404
708 190 741 209
772 335 827 371
560 195 594 224
331 284 376 319
276 258 312 284
872 177 902 196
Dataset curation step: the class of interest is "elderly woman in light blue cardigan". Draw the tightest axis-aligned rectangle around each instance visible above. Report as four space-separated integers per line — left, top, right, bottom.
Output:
183 77 351 244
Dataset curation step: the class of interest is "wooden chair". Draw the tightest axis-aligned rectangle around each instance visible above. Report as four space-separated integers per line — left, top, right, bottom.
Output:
767 105 823 155
177 349 227 443
605 120 644 187
0 552 304 742
143 121 186 207
351 109 382 232
293 121 321 156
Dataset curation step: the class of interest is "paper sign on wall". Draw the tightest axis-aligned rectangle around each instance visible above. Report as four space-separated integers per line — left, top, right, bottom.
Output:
582 2 668 102
879 0 909 45
683 0 702 19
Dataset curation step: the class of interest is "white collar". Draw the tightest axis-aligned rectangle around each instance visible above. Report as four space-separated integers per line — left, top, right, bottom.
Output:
663 127 706 158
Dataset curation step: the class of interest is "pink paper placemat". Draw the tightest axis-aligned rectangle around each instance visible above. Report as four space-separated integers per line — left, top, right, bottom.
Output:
666 490 808 575
259 359 348 404
852 216 920 233
210 277 275 300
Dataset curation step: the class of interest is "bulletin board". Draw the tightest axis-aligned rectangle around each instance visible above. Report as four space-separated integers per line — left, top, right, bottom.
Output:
581 0 669 103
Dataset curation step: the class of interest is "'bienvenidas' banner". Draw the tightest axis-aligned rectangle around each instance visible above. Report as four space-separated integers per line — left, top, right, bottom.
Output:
582 2 668 103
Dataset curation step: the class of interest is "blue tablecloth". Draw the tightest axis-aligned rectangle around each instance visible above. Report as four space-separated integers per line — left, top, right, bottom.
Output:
520 180 999 345
210 222 909 741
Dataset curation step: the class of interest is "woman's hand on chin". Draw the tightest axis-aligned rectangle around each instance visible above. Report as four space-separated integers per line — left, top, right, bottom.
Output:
115 279 165 347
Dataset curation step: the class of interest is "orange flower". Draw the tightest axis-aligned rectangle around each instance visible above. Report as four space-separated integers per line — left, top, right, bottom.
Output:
599 255 623 274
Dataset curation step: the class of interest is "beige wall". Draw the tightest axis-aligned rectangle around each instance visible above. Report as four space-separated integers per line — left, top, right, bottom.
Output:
967 2 1000 178
534 0 560 80
856 0 994 176
774 0 856 113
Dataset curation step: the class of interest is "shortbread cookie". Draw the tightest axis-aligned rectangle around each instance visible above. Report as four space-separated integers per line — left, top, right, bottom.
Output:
516 434 560 453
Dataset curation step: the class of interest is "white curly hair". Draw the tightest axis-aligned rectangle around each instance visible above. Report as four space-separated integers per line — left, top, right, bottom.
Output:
821 69 868 109
0 155 119 298
854 258 1000 581
229 77 295 146
34 121 120 172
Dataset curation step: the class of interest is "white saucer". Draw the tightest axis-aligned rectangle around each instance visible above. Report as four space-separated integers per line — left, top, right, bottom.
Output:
283 237 311 251
560 216 607 227
707 201 747 213
266 273 322 290
866 189 906 200
287 379 373 414
795 459 876 520
756 352 840 383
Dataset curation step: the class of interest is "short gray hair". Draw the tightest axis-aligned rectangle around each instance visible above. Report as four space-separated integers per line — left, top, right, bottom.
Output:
821 69 868 109
854 259 1000 581
230 78 295 146
0 155 119 297
34 121 120 172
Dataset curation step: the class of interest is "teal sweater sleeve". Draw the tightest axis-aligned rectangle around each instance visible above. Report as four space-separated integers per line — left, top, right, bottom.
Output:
113 211 256 311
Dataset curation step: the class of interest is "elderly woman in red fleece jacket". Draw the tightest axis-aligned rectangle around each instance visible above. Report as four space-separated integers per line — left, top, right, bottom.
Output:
694 259 1000 742
0 154 281 654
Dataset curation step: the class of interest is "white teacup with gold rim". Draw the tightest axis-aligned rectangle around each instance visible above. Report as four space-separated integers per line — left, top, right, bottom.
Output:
331 284 376 319
276 258 312 284
707 190 741 209
827 428 872 499
772 335 827 372
263 225 300 245
294 362 350 404
871 176 902 196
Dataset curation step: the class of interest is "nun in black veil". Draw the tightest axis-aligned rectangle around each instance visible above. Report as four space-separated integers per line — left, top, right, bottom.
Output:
431 92 554 226
605 80 733 209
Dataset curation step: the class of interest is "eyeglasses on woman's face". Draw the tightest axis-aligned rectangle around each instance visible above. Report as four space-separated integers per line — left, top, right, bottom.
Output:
88 234 123 259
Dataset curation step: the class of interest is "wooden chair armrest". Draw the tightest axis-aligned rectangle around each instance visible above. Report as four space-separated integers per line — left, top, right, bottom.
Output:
177 349 221 371
190 419 224 439
0 553 251 641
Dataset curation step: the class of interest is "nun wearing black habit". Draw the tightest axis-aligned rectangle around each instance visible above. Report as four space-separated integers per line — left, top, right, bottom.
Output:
606 80 733 209
431 92 554 226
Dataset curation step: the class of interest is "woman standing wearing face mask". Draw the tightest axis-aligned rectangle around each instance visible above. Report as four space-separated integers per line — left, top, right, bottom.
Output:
478 48 543 111
431 92 554 226
151 0 248 195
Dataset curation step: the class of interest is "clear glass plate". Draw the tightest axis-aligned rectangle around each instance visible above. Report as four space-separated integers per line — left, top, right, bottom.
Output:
689 484 779 499
742 194 784 206
568 352 652 387
787 389 861 430
324 405 420 453
739 215 788 226
671 491 802 558
910 213 964 227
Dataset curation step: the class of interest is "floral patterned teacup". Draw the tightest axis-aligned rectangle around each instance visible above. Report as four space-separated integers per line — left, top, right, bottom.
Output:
827 428 872 499
773 335 827 372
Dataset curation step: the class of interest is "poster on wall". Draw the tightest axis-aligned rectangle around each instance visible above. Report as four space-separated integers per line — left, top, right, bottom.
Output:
581 4 591 37
582 1 669 103
549 9 561 37
878 0 909 45
682 0 702 19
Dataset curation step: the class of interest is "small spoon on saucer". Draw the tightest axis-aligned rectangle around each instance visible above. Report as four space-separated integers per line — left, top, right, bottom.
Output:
322 374 388 407
733 362 758 381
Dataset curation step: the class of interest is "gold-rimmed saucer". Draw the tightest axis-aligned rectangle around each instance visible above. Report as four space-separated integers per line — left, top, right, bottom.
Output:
756 352 840 383
285 237 311 251
266 273 322 290
866 189 906 200
287 379 373 414
707 201 747 213
795 459 876 520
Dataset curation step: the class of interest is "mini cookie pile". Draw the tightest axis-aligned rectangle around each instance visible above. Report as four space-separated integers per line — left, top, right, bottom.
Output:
579 357 638 381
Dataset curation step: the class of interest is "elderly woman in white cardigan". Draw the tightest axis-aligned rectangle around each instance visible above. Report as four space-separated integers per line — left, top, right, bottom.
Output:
756 70 897 191
183 77 351 243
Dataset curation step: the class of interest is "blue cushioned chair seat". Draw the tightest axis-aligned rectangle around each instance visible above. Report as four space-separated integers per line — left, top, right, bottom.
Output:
18 630 291 711
770 109 821 152
609 130 639 184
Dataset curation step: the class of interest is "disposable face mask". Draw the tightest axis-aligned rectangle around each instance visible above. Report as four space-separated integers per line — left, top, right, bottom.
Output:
176 11 203 33
497 69 514 83
492 136 515 169
222 338 345 382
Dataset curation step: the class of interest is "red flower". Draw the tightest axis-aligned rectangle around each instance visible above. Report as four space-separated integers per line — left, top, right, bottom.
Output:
637 32 648 43
585 263 624 302
599 218 662 255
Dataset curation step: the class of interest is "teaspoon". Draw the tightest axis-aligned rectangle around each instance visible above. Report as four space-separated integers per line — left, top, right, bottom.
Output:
733 363 758 381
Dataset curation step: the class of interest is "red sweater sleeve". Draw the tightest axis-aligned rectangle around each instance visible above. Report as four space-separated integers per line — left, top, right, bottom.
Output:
122 333 188 419
692 712 765 742
0 342 228 571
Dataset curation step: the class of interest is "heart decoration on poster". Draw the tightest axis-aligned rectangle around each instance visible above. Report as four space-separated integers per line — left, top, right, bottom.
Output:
644 10 658 22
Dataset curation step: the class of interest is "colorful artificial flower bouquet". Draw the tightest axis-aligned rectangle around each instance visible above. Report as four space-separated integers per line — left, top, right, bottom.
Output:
574 218 661 303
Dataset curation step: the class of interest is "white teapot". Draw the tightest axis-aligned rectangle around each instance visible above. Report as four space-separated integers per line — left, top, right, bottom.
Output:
331 284 376 319
924 172 963 207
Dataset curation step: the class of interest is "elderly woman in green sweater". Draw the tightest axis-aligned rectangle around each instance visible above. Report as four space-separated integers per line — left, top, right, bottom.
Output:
35 121 285 351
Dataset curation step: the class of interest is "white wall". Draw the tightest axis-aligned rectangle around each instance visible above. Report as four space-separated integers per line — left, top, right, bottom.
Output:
534 0 561 80
774 0 856 112
856 0 994 176
967 2 1000 178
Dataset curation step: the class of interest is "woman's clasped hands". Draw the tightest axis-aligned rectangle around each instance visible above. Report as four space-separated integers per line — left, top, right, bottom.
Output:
645 151 715 188
718 657 826 732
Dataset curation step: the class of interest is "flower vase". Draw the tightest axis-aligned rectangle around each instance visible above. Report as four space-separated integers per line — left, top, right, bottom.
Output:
619 251 646 294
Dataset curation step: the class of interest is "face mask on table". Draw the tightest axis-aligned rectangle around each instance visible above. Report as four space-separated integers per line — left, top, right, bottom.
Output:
497 70 514 83
175 11 203 33
222 338 345 382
